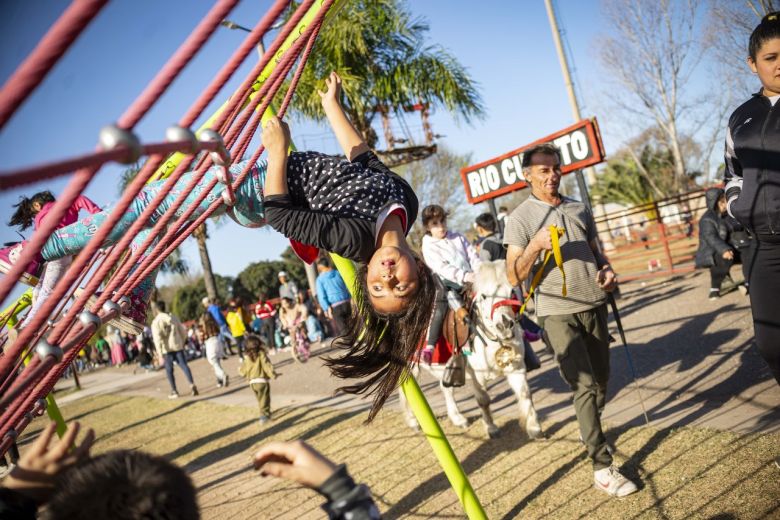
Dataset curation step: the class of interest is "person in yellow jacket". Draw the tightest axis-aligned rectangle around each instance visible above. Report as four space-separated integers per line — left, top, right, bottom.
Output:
225 299 247 359
239 335 278 425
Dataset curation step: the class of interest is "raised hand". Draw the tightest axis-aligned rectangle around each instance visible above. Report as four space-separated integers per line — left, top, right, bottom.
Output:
317 71 342 107
4 421 95 504
253 440 337 489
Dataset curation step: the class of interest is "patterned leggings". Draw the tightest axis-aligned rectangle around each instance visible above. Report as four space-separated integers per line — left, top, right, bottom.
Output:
40 160 266 309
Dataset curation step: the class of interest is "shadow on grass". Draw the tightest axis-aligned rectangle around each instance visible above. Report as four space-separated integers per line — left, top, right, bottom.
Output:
65 397 123 423
383 419 536 518
499 450 585 520
96 400 198 442
191 407 363 492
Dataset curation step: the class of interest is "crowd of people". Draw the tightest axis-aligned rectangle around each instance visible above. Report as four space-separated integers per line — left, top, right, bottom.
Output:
3 13 780 515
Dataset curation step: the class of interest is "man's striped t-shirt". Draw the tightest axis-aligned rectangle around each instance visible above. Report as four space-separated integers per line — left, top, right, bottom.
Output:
503 195 606 317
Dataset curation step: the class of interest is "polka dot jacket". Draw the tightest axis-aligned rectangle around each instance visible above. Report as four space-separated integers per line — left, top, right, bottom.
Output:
264 150 418 263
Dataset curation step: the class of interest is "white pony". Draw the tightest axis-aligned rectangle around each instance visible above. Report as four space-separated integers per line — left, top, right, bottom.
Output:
399 260 543 439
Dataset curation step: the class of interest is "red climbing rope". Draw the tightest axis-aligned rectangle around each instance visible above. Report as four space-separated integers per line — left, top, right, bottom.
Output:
0 0 108 130
0 0 241 308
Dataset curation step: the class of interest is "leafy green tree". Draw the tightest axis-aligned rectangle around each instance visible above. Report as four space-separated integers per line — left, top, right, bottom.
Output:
170 274 241 321
237 247 308 299
286 0 484 148
171 283 207 322
238 260 287 299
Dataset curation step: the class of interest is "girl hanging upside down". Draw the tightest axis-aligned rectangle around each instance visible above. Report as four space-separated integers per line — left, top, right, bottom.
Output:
1 72 434 419
262 72 435 420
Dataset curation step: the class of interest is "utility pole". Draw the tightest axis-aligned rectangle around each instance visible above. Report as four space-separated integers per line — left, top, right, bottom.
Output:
544 0 613 250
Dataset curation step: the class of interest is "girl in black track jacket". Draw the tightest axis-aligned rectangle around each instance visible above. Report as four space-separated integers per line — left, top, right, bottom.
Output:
723 12 780 385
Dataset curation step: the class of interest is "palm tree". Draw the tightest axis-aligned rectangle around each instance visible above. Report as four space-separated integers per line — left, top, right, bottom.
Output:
285 0 485 149
190 222 219 302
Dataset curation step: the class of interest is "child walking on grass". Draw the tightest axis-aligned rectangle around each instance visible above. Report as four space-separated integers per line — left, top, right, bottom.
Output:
238 335 278 425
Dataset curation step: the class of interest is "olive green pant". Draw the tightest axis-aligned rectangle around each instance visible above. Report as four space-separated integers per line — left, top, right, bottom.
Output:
540 304 612 470
251 383 271 418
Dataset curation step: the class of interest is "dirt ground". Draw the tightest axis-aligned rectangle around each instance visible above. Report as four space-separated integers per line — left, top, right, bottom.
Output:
13 269 780 519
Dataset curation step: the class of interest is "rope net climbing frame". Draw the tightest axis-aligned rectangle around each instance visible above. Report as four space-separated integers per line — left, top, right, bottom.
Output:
0 0 335 452
0 3 488 517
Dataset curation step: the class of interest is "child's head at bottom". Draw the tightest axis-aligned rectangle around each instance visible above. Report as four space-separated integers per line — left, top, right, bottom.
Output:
243 334 266 362
327 251 435 422
42 450 198 520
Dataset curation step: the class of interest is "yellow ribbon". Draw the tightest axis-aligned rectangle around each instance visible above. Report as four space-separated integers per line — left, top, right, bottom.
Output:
519 225 566 315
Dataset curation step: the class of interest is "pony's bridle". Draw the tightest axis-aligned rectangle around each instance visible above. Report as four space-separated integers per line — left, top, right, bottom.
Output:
471 293 520 370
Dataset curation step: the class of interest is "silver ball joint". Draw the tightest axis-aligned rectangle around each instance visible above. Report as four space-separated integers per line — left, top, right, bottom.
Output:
99 124 142 165
79 310 102 328
35 339 63 363
165 125 199 155
102 300 122 318
199 129 231 166
117 295 131 309
23 399 46 421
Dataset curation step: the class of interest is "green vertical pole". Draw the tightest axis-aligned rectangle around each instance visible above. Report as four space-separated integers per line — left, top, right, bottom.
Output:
1 289 32 329
44 394 67 438
20 347 67 438
330 254 487 520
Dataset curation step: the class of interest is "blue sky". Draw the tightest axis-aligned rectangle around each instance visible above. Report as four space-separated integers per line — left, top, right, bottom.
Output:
0 1 733 293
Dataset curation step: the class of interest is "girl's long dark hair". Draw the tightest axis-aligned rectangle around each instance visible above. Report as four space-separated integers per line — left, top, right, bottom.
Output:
325 255 435 422
8 191 55 231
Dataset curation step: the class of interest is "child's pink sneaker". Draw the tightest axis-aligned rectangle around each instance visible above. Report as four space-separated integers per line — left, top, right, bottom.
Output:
0 242 43 286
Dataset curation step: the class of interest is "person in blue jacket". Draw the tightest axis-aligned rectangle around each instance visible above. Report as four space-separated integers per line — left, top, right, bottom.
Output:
316 255 352 335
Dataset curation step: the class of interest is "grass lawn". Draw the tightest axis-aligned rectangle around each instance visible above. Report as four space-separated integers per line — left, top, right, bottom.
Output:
17 393 780 519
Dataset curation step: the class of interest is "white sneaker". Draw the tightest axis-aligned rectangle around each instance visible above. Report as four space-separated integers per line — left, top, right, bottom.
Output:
168 391 179 399
594 466 638 497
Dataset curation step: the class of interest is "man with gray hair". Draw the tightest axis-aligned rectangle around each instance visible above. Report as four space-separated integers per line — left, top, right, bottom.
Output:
277 271 299 301
504 143 638 497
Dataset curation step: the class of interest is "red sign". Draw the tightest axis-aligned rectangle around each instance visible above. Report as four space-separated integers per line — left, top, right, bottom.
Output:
460 118 606 204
